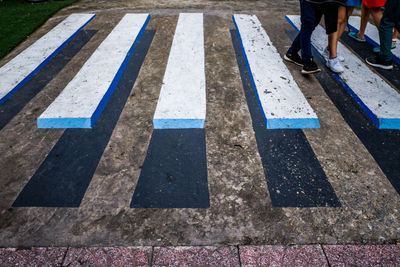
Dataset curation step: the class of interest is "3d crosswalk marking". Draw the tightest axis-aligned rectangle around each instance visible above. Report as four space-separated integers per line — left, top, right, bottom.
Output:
0 13 95 106
231 30 341 207
37 14 150 128
153 13 206 129
13 30 155 208
233 14 319 129
286 15 400 129
347 16 400 64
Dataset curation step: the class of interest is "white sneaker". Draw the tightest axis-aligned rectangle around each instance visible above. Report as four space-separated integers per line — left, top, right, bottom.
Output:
327 57 344 73
322 47 345 62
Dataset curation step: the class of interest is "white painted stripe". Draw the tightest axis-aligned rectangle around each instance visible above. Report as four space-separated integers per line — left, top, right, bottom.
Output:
286 15 400 129
348 16 400 64
153 13 206 129
233 14 319 129
38 14 150 128
0 13 95 105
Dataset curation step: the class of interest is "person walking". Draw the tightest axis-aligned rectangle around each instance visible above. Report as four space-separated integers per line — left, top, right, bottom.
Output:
366 0 400 69
284 0 346 74
322 0 362 63
348 0 386 42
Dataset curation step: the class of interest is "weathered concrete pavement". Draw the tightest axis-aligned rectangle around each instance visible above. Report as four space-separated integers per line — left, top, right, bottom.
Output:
0 0 400 256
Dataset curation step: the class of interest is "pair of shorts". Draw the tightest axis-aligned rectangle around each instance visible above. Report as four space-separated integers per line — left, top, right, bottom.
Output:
362 0 386 8
314 3 340 34
346 0 362 6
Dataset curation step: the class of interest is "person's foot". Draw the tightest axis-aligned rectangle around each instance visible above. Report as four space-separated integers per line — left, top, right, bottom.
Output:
366 56 393 70
322 47 344 62
284 51 303 66
373 41 397 53
327 57 344 73
348 31 366 42
301 59 321 74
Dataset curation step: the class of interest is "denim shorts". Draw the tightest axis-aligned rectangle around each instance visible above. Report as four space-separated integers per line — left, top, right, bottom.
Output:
346 0 362 6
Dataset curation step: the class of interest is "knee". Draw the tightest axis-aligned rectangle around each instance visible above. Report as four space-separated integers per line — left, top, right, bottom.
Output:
337 15 346 25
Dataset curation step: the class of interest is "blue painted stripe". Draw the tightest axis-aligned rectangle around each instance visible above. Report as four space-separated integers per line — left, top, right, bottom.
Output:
285 15 390 129
37 117 91 128
347 23 400 65
0 14 96 106
378 118 400 129
37 15 151 129
233 16 319 129
153 119 205 129
267 118 320 129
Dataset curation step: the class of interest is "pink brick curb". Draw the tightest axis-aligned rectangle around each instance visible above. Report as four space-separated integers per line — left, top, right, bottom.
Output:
1 245 400 266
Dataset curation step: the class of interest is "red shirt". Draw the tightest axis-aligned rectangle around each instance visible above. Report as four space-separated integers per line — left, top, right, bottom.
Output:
362 0 386 8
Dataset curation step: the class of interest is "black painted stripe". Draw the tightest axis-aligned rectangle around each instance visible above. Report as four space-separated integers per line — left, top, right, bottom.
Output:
231 30 341 207
130 129 209 208
288 30 400 195
12 30 156 207
0 30 97 131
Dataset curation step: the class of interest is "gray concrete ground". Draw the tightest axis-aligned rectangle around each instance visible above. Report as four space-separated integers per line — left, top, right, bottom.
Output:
0 0 399 247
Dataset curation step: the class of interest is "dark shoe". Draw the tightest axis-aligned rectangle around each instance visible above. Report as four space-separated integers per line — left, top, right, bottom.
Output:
284 52 303 66
366 56 393 70
301 59 321 74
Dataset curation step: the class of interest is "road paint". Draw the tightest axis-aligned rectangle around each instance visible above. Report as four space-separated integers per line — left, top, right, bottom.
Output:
347 16 400 64
307 46 400 197
233 14 319 129
37 14 150 128
130 129 209 208
286 15 400 129
13 31 155 207
231 30 341 207
153 13 206 129
0 30 96 131
0 14 95 106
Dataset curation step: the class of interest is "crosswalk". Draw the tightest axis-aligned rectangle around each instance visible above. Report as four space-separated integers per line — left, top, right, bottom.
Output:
287 15 400 130
2 13 398 130
38 14 150 128
233 14 319 129
0 14 96 106
1 13 399 208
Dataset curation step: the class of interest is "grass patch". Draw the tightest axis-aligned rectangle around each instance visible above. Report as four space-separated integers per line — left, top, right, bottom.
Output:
0 0 78 59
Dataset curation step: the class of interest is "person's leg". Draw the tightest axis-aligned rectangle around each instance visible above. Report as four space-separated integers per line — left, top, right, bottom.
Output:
370 7 383 30
288 0 316 57
392 28 399 48
337 5 348 39
299 1 321 63
346 6 355 19
325 3 340 58
366 0 397 69
358 3 370 39
379 0 399 61
325 3 344 73
392 28 398 39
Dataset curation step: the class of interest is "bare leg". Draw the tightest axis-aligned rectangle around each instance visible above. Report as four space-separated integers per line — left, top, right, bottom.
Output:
329 5 347 58
337 5 348 38
370 7 383 30
346 6 355 19
328 33 337 58
393 28 399 39
358 3 370 39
